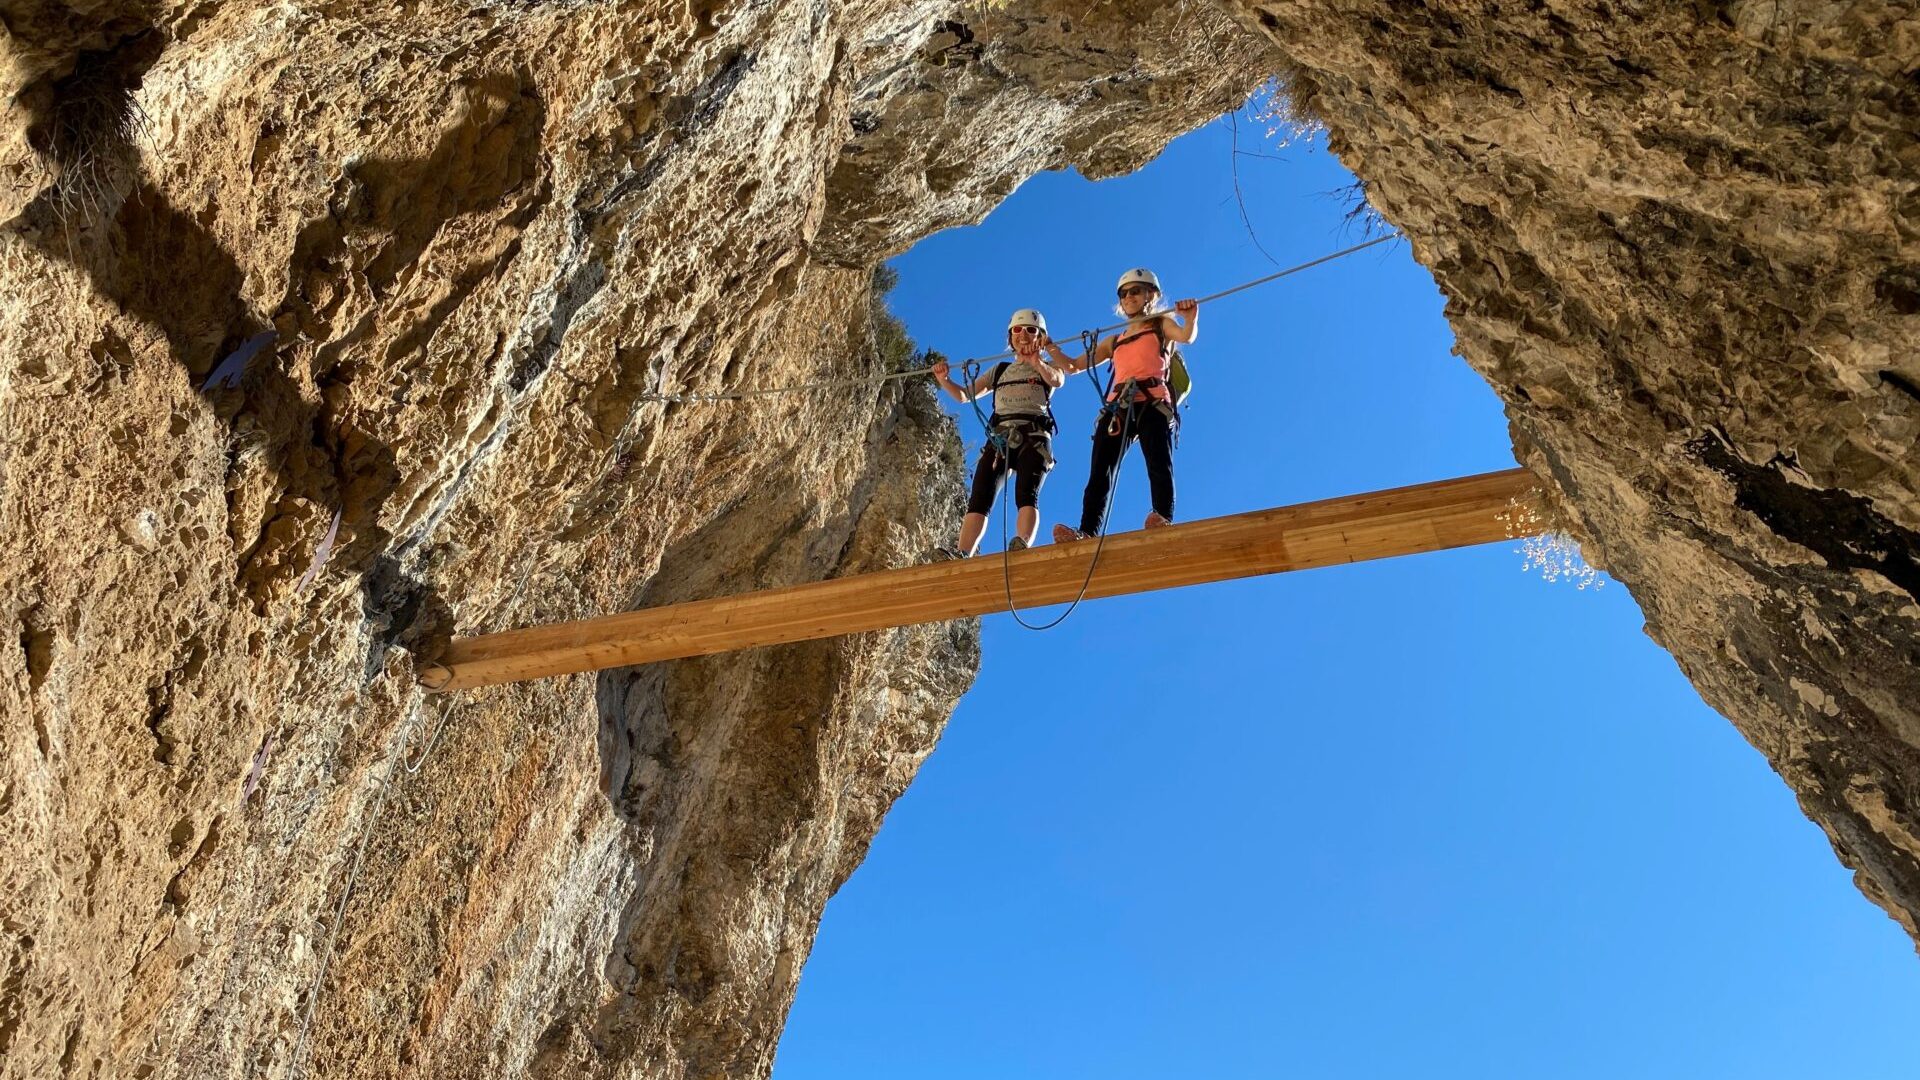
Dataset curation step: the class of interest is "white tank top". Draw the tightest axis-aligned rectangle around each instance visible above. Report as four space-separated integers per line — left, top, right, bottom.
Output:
990 361 1053 421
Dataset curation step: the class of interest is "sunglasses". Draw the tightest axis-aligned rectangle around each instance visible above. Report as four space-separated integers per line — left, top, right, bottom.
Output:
1118 285 1154 299
1009 325 1041 335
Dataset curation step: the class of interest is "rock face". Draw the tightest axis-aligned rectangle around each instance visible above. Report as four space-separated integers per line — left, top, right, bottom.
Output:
1233 0 1920 939
0 1 1264 1077
0 1 1914 1078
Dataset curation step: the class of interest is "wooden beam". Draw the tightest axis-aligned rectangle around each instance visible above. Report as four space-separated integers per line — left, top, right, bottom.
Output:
418 468 1538 692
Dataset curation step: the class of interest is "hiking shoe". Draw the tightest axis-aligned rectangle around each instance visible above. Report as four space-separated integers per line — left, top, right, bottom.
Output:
1144 511 1172 529
1008 536 1029 552
927 544 966 562
1052 524 1089 544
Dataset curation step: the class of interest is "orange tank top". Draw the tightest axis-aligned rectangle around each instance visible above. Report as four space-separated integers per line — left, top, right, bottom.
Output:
1107 319 1171 402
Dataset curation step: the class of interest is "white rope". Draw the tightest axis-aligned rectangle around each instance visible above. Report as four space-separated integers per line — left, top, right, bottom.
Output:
638 235 1394 404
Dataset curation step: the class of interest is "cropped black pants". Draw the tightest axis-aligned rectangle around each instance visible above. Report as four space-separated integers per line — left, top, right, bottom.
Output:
966 428 1053 515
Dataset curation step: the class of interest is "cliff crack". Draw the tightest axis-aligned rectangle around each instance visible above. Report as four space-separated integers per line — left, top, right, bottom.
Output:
1690 433 1920 603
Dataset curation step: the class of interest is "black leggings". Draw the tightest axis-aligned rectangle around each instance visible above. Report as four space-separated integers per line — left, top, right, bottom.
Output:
967 432 1052 516
1079 401 1175 535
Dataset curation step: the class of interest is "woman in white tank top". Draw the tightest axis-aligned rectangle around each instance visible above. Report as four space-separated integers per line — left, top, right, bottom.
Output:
931 308 1070 556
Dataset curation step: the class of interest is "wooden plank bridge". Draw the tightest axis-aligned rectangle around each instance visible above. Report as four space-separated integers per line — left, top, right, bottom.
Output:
417 469 1538 692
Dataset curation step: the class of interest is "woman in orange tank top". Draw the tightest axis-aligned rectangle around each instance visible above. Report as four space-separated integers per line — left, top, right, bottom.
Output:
1053 267 1199 542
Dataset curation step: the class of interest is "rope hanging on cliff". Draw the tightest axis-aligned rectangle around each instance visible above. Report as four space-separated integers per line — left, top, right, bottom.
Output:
637 235 1394 405
287 697 458 1080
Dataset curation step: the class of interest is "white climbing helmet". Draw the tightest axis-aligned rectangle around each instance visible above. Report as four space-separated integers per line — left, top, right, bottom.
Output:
1007 308 1047 333
1116 267 1161 296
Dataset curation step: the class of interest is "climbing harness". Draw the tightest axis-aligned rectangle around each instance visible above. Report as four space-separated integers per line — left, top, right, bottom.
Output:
635 235 1392 404
1101 378 1176 440
986 417 1055 471
1101 312 1182 446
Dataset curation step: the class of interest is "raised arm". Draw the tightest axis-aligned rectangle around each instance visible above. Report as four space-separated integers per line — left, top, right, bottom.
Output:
1053 335 1114 375
1163 299 1199 345
931 356 997 403
1028 339 1068 388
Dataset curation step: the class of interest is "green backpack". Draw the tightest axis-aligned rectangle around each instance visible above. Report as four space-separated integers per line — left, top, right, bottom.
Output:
1168 348 1192 406
1137 319 1192 406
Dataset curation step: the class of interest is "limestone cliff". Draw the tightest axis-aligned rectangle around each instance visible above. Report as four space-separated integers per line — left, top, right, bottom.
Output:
1 1 1916 1078
0 1 1265 1076
1238 0 1920 938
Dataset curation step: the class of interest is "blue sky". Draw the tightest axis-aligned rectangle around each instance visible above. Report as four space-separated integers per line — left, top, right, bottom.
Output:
773 115 1920 1077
